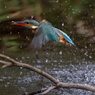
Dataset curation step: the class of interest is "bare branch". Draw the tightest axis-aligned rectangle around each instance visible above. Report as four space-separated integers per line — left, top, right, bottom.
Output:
59 82 95 92
0 54 59 84
41 86 57 95
0 60 12 68
0 54 95 94
0 60 11 65
0 54 19 64
27 88 47 95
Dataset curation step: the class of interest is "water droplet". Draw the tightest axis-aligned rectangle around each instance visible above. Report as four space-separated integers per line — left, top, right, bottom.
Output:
19 60 22 63
91 16 93 18
6 16 10 18
89 5 92 7
20 72 22 75
84 46 87 48
10 32 12 34
16 58 18 60
89 56 92 59
59 51 62 55
84 51 88 56
27 56 30 59
56 0 59 2
62 23 64 26
54 60 57 62
20 67 23 69
22 57 25 59
73 12 75 14
65 0 68 2
20 46 22 48
45 59 48 63
26 36 29 39
5 6 7 8
0 79 3 81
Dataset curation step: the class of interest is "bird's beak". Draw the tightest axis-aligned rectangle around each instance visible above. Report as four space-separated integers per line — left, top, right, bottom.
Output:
11 21 26 26
11 21 38 29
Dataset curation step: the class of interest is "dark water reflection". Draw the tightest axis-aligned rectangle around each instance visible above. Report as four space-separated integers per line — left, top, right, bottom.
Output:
0 44 95 95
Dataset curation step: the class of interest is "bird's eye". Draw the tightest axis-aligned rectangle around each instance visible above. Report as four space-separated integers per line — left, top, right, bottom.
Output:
25 22 29 24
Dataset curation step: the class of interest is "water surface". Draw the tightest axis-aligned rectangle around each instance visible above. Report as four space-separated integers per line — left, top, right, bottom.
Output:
0 44 95 95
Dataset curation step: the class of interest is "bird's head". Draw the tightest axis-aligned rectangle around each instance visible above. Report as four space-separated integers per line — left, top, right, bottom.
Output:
11 20 39 29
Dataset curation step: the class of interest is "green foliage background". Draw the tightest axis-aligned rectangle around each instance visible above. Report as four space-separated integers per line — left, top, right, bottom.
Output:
0 0 95 51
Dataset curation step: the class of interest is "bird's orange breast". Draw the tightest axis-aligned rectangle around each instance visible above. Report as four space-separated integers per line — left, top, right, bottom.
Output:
59 34 68 43
32 29 36 33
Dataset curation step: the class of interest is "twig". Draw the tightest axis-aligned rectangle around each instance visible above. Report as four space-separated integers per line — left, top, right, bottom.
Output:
27 88 47 95
41 86 57 95
0 60 12 68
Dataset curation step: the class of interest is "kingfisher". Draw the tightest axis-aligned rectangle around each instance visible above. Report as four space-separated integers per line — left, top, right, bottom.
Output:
11 19 75 48
11 19 75 59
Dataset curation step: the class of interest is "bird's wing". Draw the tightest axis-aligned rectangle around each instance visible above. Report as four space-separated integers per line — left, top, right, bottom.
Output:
54 28 75 46
30 22 59 50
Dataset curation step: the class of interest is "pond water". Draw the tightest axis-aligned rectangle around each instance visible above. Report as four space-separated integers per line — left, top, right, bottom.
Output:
0 43 95 95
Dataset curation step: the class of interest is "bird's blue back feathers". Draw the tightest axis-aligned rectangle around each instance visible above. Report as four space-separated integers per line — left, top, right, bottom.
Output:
40 22 59 42
30 22 59 50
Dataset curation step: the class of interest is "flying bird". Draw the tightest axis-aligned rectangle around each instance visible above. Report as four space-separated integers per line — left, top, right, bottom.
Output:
11 19 75 59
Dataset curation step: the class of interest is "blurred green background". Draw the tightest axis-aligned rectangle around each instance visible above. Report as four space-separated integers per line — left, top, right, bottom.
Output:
0 1 95 95
0 0 95 51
